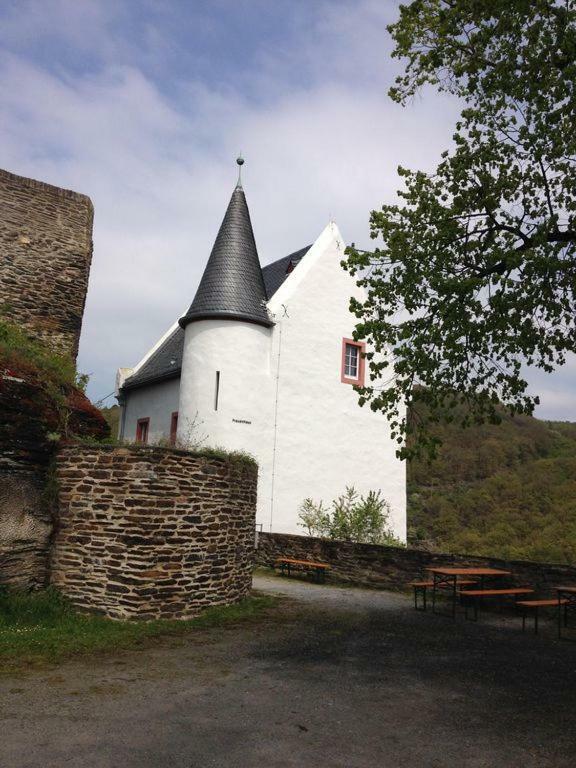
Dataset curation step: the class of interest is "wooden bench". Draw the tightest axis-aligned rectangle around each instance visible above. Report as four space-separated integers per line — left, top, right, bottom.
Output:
461 587 534 621
410 579 477 611
274 557 330 583
517 598 569 635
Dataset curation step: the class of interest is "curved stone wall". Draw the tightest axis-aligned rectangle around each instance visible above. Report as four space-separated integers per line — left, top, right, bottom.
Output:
51 444 256 619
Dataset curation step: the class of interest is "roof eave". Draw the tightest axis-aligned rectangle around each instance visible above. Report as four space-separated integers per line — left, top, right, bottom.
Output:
179 310 274 330
120 368 182 392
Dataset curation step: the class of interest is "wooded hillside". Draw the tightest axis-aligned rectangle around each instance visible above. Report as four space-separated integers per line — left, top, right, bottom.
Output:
408 413 576 565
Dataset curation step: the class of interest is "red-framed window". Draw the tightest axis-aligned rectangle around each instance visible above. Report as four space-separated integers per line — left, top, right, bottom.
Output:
341 338 366 387
170 412 178 445
136 417 150 444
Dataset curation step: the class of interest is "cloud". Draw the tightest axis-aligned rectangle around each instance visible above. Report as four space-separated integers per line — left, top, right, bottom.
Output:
526 355 576 421
0 0 573 421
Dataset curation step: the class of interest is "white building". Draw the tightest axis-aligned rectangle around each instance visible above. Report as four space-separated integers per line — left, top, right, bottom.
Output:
116 162 406 539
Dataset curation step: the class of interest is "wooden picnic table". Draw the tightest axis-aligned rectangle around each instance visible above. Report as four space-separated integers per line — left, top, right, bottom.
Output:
555 586 576 639
274 557 330 583
427 567 511 617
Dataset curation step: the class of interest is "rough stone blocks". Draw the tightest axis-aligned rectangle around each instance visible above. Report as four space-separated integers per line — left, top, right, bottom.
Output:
256 532 576 595
0 167 93 361
51 445 256 620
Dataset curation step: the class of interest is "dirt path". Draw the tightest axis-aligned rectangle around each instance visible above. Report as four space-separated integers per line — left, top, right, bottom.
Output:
1 574 576 768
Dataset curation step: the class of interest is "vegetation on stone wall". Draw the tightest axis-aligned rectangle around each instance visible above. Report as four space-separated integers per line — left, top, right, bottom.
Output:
0 318 109 443
0 318 76 387
408 409 576 564
98 405 257 467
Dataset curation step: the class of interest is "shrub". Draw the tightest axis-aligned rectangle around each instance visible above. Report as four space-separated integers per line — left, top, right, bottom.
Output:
298 486 403 546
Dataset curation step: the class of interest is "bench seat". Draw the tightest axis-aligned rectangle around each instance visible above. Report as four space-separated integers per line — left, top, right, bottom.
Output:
462 587 534 621
516 599 568 607
409 579 478 611
516 598 569 635
461 588 534 597
275 557 330 569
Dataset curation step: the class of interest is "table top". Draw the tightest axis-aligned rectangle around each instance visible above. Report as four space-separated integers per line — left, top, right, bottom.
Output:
426 567 511 576
556 585 576 594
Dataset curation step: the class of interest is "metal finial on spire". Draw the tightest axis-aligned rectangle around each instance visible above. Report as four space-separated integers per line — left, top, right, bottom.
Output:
236 154 244 187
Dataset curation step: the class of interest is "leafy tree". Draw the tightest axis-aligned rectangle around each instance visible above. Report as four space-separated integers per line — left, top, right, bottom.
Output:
298 486 403 545
344 0 576 458
298 498 331 538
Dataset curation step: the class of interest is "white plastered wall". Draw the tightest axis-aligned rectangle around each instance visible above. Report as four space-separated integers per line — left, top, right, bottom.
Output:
177 320 275 471
121 378 181 444
265 222 406 540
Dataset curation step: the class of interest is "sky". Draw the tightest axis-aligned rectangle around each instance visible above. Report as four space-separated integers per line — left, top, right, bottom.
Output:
0 0 574 419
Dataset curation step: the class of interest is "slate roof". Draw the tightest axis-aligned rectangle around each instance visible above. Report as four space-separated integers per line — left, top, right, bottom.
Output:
121 326 184 391
179 184 272 329
262 245 310 299
121 184 311 392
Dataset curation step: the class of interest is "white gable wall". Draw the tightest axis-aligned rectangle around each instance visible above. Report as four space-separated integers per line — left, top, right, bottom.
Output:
264 223 406 539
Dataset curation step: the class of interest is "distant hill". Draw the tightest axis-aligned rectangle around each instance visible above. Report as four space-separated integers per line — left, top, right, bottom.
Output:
407 412 576 565
100 405 120 438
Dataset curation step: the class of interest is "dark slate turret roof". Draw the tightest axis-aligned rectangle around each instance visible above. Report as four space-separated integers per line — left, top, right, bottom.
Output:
121 242 310 392
179 184 272 329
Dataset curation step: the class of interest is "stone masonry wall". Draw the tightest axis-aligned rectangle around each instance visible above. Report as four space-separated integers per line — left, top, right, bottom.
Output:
51 445 257 620
256 532 576 595
0 368 60 589
0 167 94 361
0 367 108 589
0 168 99 590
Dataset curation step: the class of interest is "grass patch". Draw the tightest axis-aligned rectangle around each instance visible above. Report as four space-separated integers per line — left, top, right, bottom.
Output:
0 588 277 672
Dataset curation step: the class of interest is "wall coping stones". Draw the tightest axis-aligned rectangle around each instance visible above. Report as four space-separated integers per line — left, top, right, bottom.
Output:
60 440 258 468
0 167 93 209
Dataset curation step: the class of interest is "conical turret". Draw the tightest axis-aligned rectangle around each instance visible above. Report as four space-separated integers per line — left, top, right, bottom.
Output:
179 173 271 329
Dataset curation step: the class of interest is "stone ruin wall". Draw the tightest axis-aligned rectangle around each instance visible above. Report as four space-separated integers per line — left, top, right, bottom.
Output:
51 445 256 620
0 372 57 588
0 167 94 361
0 369 109 588
0 168 95 588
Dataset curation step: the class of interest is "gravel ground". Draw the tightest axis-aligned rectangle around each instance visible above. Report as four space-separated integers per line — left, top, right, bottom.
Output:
1 573 576 768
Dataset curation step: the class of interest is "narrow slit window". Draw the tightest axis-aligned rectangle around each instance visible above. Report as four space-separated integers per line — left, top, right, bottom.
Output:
341 339 365 386
214 371 220 411
170 412 178 445
136 417 150 444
